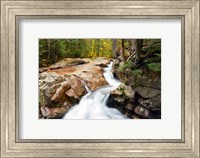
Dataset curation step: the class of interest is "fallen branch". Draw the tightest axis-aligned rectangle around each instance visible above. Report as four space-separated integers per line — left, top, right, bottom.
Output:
126 51 136 62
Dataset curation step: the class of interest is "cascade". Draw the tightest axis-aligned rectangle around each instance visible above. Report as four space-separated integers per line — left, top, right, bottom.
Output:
63 62 126 119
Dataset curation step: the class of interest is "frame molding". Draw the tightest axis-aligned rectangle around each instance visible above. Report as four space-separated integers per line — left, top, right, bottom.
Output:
1 0 199 157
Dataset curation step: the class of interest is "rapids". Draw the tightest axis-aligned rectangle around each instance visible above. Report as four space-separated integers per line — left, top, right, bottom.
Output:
63 62 126 119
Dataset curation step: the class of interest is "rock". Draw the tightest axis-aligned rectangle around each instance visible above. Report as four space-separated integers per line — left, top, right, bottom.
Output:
39 72 66 88
134 105 155 119
118 56 124 62
111 84 125 96
48 58 90 70
50 75 86 102
40 106 69 119
124 86 135 98
135 76 161 90
110 84 135 101
108 82 161 119
38 57 111 119
147 95 161 108
39 67 48 73
75 70 108 90
125 103 134 111
138 95 161 111
118 83 126 89
108 83 136 117
68 59 89 66
51 82 71 101
113 68 127 83
39 73 88 118
46 57 109 90
65 76 86 96
135 86 160 98
65 89 79 99
113 59 120 68
131 115 141 119
111 89 123 96
95 63 107 68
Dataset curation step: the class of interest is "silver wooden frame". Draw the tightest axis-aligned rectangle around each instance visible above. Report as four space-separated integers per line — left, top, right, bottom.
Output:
1 0 199 157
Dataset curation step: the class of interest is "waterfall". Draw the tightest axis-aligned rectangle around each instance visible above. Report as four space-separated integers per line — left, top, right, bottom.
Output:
63 61 126 119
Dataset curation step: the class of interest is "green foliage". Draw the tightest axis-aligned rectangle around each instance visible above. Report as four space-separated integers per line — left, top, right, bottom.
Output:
143 54 160 64
141 40 161 55
147 62 161 72
39 39 113 67
154 53 161 57
132 69 143 78
118 60 136 71
39 38 161 72
118 61 143 78
143 41 161 72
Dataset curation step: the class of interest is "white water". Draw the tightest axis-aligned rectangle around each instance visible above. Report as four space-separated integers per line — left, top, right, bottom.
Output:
63 62 126 119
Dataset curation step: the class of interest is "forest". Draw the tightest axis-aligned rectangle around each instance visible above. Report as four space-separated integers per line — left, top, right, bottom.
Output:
39 39 161 119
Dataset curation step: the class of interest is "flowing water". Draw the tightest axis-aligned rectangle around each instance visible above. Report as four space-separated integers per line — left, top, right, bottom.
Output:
63 62 126 119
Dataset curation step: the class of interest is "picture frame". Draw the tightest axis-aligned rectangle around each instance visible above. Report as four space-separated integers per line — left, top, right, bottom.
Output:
0 0 199 157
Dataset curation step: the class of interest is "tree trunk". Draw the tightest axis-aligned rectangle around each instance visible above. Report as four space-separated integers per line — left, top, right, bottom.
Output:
47 39 51 60
121 39 125 62
136 39 140 61
112 39 117 58
97 39 100 56
138 39 143 50
133 39 140 62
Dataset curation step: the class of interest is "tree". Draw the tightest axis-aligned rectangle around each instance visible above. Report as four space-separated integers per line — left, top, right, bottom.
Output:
132 39 143 62
112 39 117 58
121 39 125 62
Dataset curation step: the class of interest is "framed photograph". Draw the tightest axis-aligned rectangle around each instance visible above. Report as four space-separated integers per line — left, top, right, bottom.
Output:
1 0 199 157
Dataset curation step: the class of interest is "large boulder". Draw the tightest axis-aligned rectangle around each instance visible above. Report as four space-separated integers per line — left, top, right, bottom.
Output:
39 73 87 119
135 86 161 98
108 84 161 119
74 70 108 90
48 58 90 70
108 83 136 117
138 95 161 111
39 57 110 119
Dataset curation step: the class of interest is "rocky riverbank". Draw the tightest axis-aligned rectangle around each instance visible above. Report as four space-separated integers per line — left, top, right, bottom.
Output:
108 58 161 119
39 57 161 119
39 57 109 119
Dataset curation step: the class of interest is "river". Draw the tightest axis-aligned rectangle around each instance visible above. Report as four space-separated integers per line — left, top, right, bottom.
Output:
63 62 126 119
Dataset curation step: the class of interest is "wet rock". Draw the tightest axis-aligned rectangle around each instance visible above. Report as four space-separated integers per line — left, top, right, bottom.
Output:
108 83 136 116
111 83 125 96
